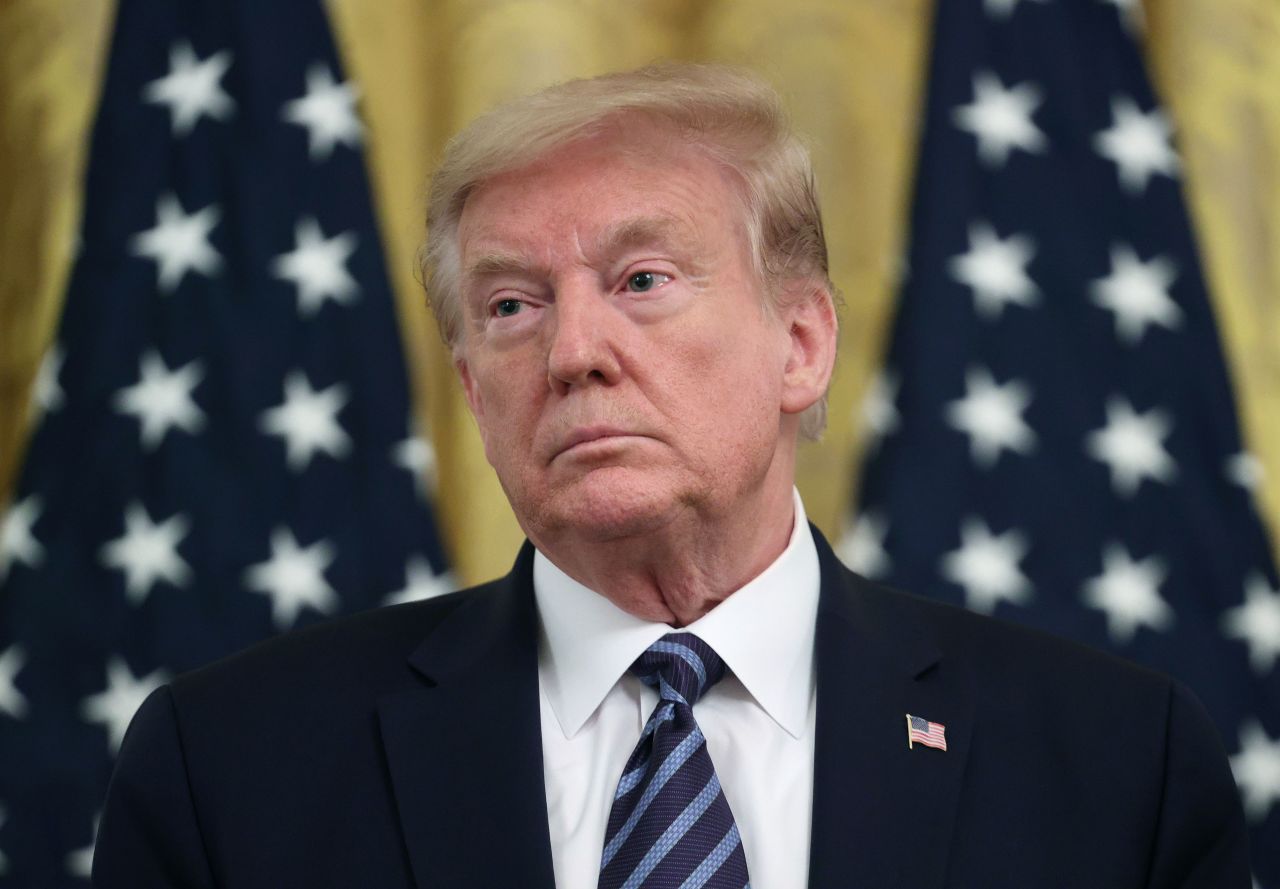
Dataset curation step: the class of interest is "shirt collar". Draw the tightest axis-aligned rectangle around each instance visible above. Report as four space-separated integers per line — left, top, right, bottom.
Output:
534 489 820 740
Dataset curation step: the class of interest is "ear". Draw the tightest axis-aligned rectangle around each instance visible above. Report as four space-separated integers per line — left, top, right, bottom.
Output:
780 282 838 416
454 351 486 429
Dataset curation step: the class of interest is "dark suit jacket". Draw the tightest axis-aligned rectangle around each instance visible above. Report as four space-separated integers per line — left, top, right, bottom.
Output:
94 531 1250 888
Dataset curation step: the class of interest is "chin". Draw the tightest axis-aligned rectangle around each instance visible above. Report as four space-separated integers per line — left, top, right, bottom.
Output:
528 467 687 543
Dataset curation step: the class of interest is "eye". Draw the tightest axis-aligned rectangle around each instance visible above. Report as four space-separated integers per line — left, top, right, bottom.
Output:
625 271 671 293
493 298 523 317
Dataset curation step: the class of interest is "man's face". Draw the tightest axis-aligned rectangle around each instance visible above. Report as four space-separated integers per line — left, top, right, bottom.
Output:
453 129 822 548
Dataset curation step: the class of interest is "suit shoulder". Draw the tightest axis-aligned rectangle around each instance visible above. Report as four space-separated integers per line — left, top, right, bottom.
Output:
848 571 1176 700
170 577 506 702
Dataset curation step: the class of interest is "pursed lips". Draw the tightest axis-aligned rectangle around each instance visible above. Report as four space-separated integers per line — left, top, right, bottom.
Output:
552 426 645 461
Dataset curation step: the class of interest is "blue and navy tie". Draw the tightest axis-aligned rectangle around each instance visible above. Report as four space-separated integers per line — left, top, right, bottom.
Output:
598 633 751 889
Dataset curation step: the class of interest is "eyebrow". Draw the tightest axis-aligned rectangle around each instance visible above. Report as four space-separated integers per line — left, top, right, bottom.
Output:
461 213 705 285
462 251 546 282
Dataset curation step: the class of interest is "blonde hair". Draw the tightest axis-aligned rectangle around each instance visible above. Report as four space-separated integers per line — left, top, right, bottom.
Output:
422 62 835 438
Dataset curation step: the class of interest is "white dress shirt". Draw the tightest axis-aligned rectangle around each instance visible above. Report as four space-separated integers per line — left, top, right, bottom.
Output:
534 490 821 889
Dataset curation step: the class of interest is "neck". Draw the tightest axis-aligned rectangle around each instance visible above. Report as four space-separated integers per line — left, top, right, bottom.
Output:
531 478 797 627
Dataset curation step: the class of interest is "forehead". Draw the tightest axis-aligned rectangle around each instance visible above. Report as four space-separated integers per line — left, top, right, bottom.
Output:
457 131 747 263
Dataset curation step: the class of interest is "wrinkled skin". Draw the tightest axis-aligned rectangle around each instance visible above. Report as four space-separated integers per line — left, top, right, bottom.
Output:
453 126 837 625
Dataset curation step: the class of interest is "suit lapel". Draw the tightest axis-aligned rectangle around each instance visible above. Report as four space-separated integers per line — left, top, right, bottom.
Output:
377 544 557 889
377 531 973 888
808 532 973 889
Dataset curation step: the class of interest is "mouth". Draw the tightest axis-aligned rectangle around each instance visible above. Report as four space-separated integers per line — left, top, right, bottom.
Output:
553 426 643 460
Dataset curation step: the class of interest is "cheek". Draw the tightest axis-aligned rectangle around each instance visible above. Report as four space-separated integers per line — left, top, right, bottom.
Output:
475 365 544 452
668 342 783 446
695 322 788 399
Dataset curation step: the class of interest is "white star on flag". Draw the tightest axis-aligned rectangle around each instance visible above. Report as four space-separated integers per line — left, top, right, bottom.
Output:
941 517 1034 614
1230 721 1280 822
945 366 1037 468
113 351 206 450
0 645 29 720
1081 543 1174 644
1085 396 1178 497
1090 244 1182 345
282 64 363 161
837 512 891 579
244 527 339 629
99 502 194 606
79 657 169 754
984 0 1048 20
1093 95 1179 195
949 222 1040 320
384 555 454 606
130 194 223 293
259 371 352 472
1100 0 1145 33
33 345 65 417
393 431 438 500
270 217 360 316
952 71 1047 168
0 495 44 584
1221 574 1280 675
1225 452 1265 492
65 814 97 878
141 42 234 136
860 370 901 451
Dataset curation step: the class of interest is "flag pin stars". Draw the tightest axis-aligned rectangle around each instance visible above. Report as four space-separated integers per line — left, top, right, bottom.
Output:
906 714 948 751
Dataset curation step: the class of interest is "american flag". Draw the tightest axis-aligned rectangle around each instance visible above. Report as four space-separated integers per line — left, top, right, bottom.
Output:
845 0 1279 883
0 0 451 882
907 714 948 752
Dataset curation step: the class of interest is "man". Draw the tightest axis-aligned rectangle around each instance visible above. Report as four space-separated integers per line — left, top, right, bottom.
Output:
94 64 1249 888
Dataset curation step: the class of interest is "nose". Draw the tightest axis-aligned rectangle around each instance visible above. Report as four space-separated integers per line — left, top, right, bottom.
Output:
546 281 622 395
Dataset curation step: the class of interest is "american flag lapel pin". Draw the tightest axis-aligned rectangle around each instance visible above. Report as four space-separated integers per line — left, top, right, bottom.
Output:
906 714 947 751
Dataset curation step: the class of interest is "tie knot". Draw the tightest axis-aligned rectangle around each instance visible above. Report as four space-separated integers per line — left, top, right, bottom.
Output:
629 633 726 706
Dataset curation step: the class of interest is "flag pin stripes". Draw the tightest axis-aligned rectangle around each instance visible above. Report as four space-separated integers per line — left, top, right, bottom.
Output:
906 714 948 751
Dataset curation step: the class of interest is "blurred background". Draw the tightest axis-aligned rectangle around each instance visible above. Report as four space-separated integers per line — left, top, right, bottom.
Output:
0 0 1277 884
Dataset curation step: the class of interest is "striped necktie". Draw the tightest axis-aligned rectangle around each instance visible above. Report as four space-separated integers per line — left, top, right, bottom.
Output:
598 633 751 889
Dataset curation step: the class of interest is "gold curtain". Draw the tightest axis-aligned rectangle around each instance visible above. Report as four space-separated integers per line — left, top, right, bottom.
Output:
1 0 1275 586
